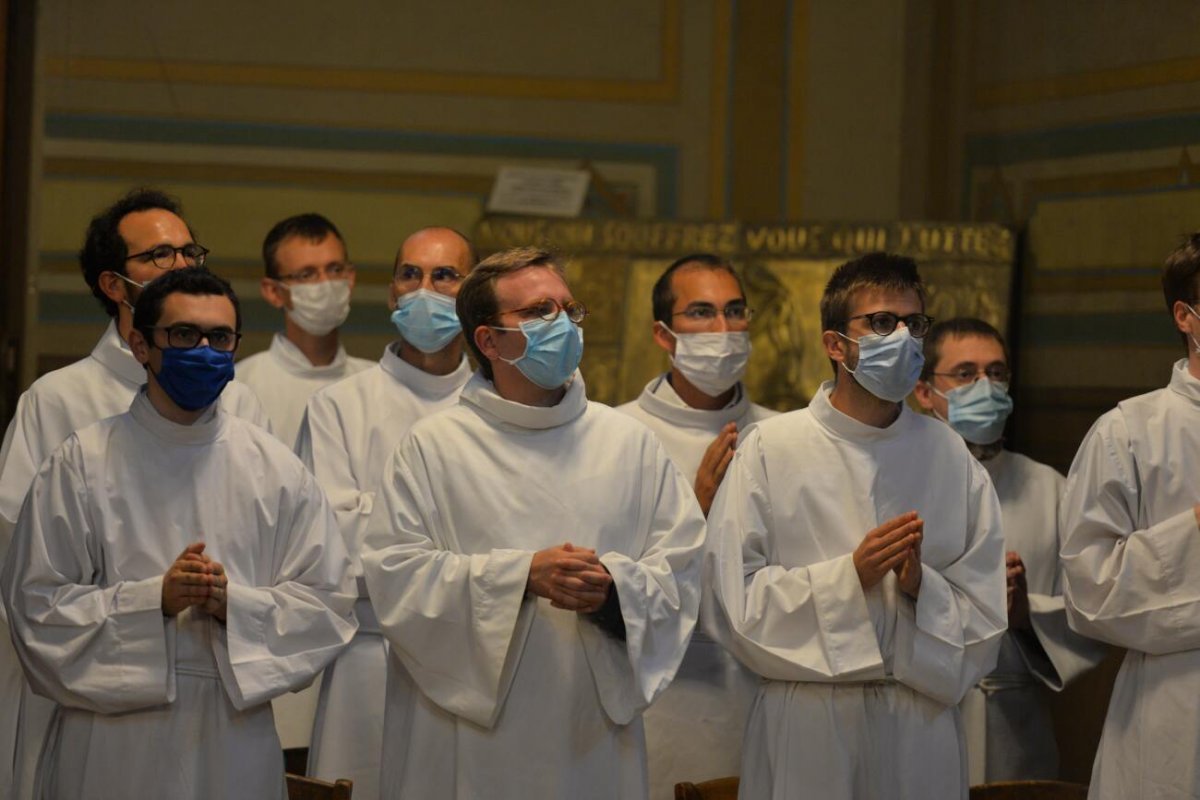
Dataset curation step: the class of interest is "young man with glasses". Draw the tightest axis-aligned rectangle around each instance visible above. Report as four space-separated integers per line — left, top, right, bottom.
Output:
703 252 1007 799
292 226 476 800
913 318 1104 785
1060 233 1200 799
0 188 268 800
617 253 776 798
237 213 372 447
361 246 705 798
1 267 356 799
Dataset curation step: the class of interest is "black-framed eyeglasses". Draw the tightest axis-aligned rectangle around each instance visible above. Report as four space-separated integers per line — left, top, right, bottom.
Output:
846 311 933 338
125 244 209 270
394 265 463 290
144 324 242 352
277 262 354 284
495 297 589 325
932 364 1011 386
672 302 754 325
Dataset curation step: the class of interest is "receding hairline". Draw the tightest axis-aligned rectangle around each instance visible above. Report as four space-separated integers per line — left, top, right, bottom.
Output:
396 226 475 264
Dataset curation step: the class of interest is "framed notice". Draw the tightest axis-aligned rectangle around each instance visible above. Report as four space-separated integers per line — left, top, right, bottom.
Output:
486 167 591 218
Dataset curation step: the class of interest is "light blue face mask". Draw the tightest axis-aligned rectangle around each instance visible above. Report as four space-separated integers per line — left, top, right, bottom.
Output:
935 377 1013 445
838 325 925 402
390 289 462 353
493 313 584 390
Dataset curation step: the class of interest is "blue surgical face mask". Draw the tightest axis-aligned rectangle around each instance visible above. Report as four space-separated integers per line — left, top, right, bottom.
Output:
493 313 584 390
934 378 1013 445
152 346 235 411
390 289 462 353
838 326 925 403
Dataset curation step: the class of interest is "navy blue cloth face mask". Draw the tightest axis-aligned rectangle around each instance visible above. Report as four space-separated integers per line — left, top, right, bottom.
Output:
151 345 235 411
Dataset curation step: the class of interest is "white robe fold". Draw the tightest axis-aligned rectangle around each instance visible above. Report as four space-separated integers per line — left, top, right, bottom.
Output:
361 371 706 799
296 346 470 799
0 321 269 800
962 450 1106 784
1061 359 1200 799
617 374 776 798
703 381 1006 800
0 390 357 800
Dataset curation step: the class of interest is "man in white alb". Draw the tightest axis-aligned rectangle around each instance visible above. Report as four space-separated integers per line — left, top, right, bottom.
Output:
0 188 268 800
704 252 1007 799
1061 232 1200 799
236 212 373 447
362 246 706 798
295 226 476 800
1 267 356 800
617 253 774 797
913 317 1103 784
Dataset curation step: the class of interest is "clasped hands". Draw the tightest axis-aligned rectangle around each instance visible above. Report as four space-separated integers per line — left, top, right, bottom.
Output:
528 542 612 614
853 511 923 599
162 542 229 622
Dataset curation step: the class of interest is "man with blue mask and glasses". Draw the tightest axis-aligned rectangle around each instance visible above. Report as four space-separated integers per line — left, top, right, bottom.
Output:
292 226 476 800
237 214 373 449
0 188 269 800
703 252 1007 800
361 246 705 798
1 267 356 800
1060 233 1200 800
913 318 1104 786
617 253 776 798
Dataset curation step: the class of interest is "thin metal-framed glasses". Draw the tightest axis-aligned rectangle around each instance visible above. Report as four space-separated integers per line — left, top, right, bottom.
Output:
394 265 463 291
672 302 754 325
144 324 242 352
846 311 933 338
276 262 354 284
125 244 210 270
931 364 1011 387
496 297 589 325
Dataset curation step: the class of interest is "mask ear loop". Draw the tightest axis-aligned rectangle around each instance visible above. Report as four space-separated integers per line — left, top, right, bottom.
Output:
1187 305 1200 354
833 331 861 376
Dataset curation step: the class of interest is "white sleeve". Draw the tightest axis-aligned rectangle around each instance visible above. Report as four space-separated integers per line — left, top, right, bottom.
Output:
0 440 172 714
1061 413 1200 654
210 467 358 710
580 441 705 725
360 440 535 729
891 459 1007 705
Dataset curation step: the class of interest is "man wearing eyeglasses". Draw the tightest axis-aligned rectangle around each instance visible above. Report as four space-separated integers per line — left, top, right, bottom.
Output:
912 318 1104 785
237 213 373 448
617 253 775 798
1 266 356 799
361 246 705 798
292 226 476 800
0 188 269 800
703 253 1006 799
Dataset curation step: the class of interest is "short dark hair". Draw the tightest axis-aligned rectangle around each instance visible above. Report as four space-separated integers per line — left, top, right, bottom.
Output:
394 226 480 277
80 188 189 318
1163 232 1200 347
651 253 744 325
820 252 926 378
920 317 1009 381
133 267 241 336
456 246 565 381
262 213 346 279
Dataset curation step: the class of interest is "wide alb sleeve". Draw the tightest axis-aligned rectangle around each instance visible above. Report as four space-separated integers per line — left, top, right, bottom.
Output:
360 440 535 729
0 390 48 533
1060 413 1200 654
295 394 371 570
581 442 705 725
210 466 358 710
701 430 889 683
891 459 1007 705
0 438 172 714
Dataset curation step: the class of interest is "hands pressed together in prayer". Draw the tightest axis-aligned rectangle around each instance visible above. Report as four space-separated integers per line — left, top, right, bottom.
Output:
695 422 738 516
1006 550 1030 629
528 542 612 614
161 542 229 622
853 511 923 599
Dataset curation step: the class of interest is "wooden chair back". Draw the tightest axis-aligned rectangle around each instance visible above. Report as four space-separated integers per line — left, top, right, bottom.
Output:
285 773 353 800
674 776 739 800
970 780 1088 799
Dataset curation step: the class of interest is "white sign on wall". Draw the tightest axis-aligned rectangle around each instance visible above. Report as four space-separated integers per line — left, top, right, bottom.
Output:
487 166 592 218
